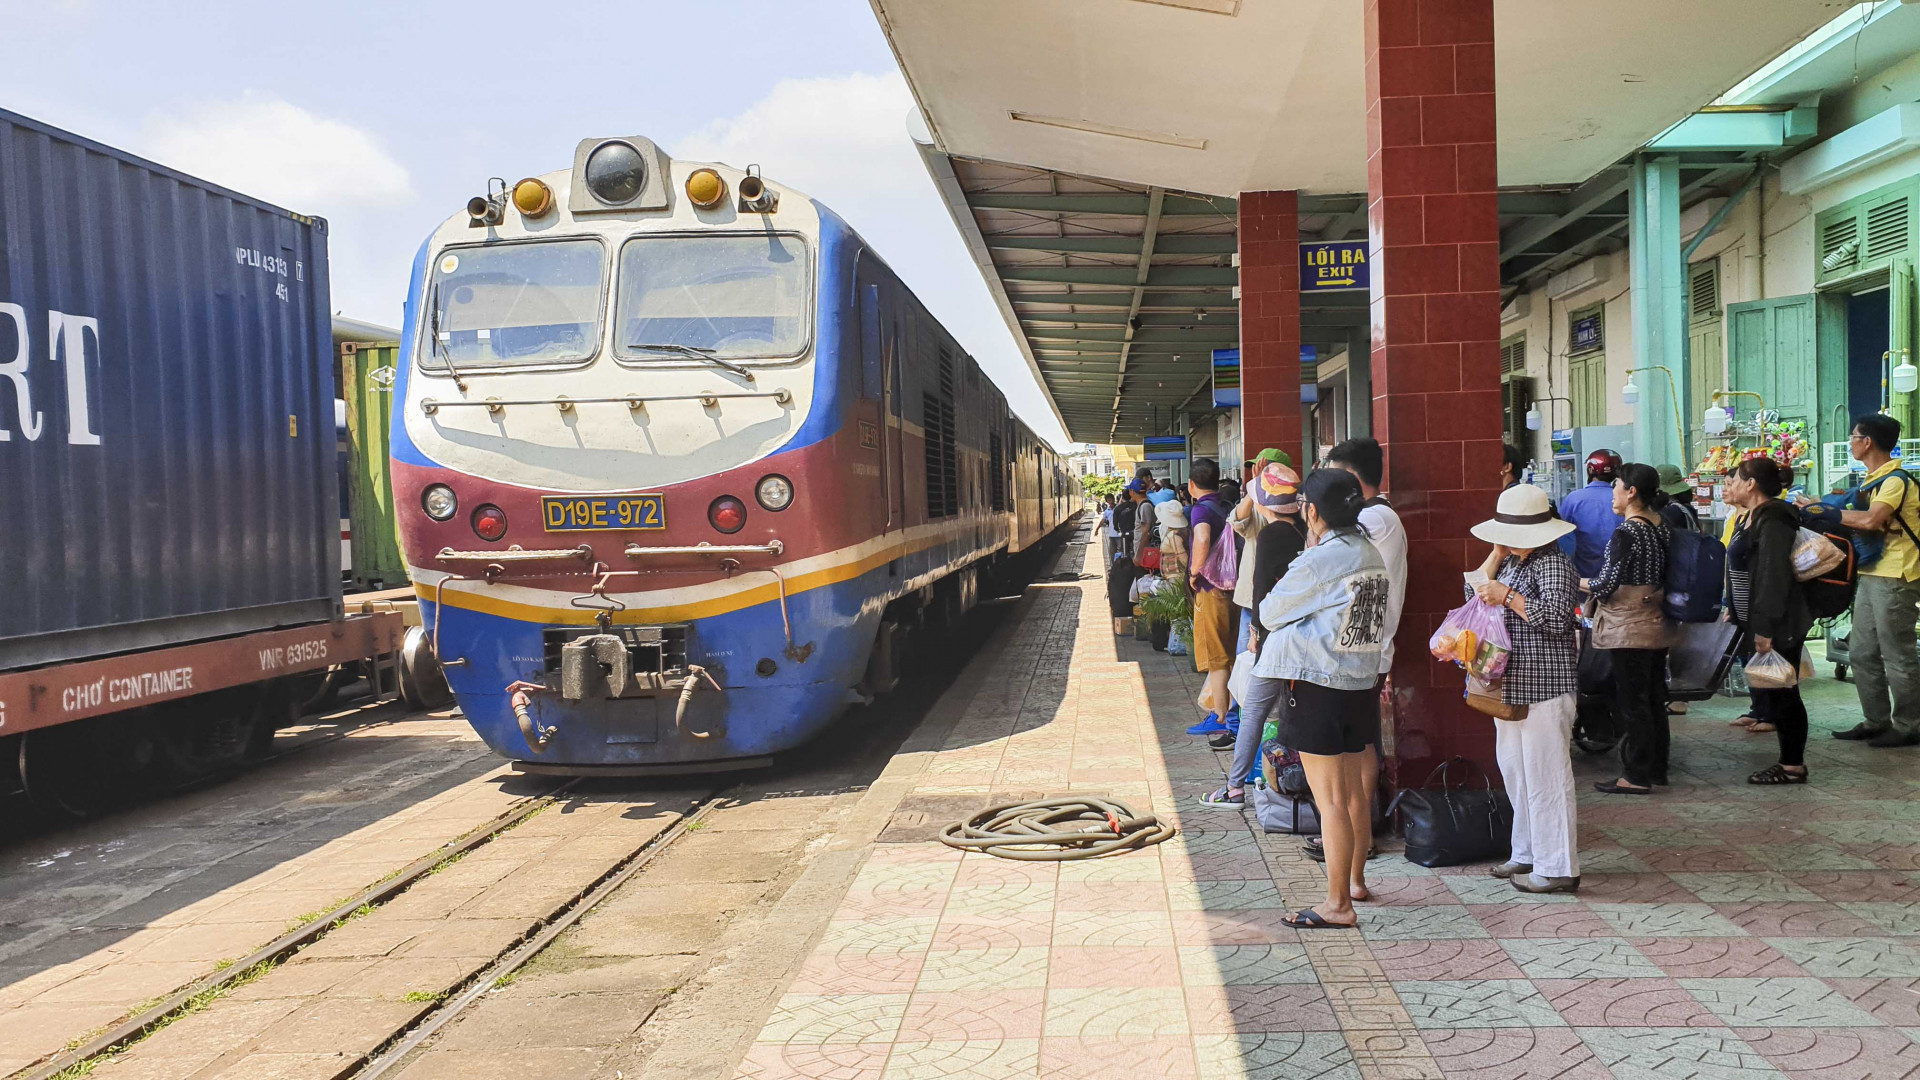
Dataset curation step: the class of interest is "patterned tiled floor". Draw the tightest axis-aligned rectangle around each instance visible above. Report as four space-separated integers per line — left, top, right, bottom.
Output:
735 538 1920 1079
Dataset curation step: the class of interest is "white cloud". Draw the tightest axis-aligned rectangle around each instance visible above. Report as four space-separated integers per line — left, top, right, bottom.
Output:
140 93 411 210
675 73 1067 446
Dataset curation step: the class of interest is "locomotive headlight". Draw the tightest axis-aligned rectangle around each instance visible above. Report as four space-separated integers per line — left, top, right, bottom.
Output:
422 484 458 521
684 168 726 209
584 141 647 204
512 177 553 217
755 474 793 511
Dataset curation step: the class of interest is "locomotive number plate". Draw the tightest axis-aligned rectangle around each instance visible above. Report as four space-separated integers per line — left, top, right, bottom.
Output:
541 494 666 531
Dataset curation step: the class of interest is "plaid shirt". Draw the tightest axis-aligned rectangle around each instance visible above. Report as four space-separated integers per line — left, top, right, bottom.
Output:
1466 546 1581 705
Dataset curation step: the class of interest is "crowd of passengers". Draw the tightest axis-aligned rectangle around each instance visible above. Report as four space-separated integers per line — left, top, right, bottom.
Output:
1096 417 1920 931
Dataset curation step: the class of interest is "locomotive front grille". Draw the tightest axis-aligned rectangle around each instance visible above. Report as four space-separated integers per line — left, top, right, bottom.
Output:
543 624 690 680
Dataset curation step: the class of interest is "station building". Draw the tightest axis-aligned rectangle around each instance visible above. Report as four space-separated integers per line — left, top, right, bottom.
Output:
875 0 1893 777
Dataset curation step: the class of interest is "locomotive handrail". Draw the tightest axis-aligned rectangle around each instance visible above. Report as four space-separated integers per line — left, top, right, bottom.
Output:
419 389 791 415
624 541 785 558
437 545 595 562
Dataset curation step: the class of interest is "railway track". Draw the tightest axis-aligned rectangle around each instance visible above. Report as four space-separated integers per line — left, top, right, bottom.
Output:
15 777 581 1080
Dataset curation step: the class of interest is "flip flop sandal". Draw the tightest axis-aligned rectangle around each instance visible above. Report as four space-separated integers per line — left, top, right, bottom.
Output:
1303 838 1381 862
1729 715 1760 727
1283 908 1356 930
1198 786 1246 809
1747 722 1777 733
1748 764 1808 785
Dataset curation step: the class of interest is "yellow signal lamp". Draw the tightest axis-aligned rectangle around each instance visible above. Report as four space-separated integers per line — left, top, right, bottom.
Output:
685 168 727 209
511 177 554 218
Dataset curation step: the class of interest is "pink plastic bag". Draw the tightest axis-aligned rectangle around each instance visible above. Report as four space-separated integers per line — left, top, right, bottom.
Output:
1199 521 1240 591
1428 598 1512 683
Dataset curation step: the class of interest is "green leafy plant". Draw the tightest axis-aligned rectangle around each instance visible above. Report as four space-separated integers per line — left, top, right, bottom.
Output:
1080 474 1125 500
1137 578 1192 636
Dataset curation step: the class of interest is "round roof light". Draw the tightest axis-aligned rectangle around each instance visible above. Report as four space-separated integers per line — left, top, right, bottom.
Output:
511 178 553 217
584 141 646 205
685 168 726 209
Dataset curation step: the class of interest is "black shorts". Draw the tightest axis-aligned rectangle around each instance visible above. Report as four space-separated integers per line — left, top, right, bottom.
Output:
1272 679 1381 757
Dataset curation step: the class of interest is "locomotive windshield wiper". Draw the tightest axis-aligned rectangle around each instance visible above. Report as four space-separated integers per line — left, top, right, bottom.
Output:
630 342 754 381
426 280 470 392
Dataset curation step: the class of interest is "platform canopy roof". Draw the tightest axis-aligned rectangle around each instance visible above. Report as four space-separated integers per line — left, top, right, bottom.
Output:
881 0 1848 442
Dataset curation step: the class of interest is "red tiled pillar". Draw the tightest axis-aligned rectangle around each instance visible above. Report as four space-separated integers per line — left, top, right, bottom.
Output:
1366 0 1504 779
1237 192 1302 467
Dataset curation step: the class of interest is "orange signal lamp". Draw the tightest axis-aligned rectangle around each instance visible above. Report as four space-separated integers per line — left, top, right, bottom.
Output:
511 178 553 217
685 168 727 209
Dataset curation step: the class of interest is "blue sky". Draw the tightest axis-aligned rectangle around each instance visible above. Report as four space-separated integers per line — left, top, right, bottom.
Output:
0 0 1068 444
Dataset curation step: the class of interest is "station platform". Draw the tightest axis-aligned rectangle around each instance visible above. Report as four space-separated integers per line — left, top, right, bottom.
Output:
735 533 1920 1080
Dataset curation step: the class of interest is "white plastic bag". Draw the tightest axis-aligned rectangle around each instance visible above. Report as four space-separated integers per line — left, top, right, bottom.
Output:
1791 528 1846 581
1746 649 1799 689
1227 649 1256 707
1800 648 1816 682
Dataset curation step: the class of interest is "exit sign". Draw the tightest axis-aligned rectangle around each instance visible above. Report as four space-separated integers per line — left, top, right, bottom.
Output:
1300 240 1369 293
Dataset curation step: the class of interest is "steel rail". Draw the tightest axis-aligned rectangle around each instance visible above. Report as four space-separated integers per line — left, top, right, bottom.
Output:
15 780 578 1080
354 791 728 1080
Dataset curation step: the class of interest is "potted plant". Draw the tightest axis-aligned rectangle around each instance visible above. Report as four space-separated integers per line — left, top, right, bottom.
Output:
1138 578 1191 655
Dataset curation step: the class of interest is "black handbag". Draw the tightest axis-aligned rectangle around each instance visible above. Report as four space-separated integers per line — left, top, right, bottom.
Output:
1386 757 1514 868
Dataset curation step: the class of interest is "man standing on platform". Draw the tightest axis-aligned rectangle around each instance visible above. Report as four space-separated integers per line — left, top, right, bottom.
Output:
1186 458 1240 733
1558 449 1624 579
1828 415 1920 747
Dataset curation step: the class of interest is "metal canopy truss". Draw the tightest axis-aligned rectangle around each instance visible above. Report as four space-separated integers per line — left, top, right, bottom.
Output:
920 153 1387 442
920 143 1785 443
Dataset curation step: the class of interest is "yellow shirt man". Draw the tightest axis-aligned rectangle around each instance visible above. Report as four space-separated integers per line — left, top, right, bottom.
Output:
1862 459 1920 582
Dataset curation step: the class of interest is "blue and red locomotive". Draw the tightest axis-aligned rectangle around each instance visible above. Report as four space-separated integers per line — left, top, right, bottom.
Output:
391 136 1074 771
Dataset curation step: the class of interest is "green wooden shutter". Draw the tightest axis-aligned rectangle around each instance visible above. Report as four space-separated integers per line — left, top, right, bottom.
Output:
1817 177 1918 284
1500 334 1526 375
1728 295 1818 454
1570 352 1606 428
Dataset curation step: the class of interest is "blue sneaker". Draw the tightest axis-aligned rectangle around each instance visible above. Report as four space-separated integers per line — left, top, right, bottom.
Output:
1187 713 1229 735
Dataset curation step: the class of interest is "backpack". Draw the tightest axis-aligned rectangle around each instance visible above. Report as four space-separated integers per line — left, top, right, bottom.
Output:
1803 467 1918 570
1663 527 1726 622
1802 529 1859 619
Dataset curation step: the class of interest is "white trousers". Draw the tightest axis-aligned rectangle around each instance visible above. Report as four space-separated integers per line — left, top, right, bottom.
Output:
1494 691 1580 879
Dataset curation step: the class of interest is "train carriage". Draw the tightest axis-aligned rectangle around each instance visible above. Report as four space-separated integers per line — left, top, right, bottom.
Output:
394 138 1072 771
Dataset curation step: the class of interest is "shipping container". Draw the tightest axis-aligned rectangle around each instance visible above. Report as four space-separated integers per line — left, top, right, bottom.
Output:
340 340 407 590
0 106 337 671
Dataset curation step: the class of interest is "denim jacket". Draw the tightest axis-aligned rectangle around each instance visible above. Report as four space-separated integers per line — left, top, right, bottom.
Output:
1253 528 1390 690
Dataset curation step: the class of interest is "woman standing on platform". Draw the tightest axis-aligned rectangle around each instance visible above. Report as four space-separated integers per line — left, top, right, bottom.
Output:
1229 470 1388 929
1723 458 1814 784
1469 485 1584 894
1584 464 1673 796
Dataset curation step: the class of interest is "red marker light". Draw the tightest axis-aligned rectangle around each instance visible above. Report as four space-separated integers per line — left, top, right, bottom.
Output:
709 496 747 534
472 504 508 542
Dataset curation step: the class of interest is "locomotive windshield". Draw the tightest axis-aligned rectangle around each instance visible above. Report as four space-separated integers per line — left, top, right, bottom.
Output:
615 233 811 362
422 239 605 369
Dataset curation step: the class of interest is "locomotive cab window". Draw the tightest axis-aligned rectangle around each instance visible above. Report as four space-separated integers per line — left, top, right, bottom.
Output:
615 233 812 363
421 238 606 370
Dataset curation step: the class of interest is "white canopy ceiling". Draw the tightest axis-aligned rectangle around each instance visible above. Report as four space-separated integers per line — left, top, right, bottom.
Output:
873 0 1853 195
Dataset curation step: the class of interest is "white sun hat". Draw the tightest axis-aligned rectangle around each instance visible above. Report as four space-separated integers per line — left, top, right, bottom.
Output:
1470 484 1577 549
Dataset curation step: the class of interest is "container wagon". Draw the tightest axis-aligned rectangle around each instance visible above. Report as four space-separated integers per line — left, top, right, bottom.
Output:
0 107 402 816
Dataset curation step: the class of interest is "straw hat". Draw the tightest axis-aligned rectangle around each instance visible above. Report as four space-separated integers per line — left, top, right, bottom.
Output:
1155 499 1188 532
1470 484 1577 549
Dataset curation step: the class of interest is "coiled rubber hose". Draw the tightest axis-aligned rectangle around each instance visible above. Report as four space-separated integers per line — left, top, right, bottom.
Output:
938 797 1176 860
